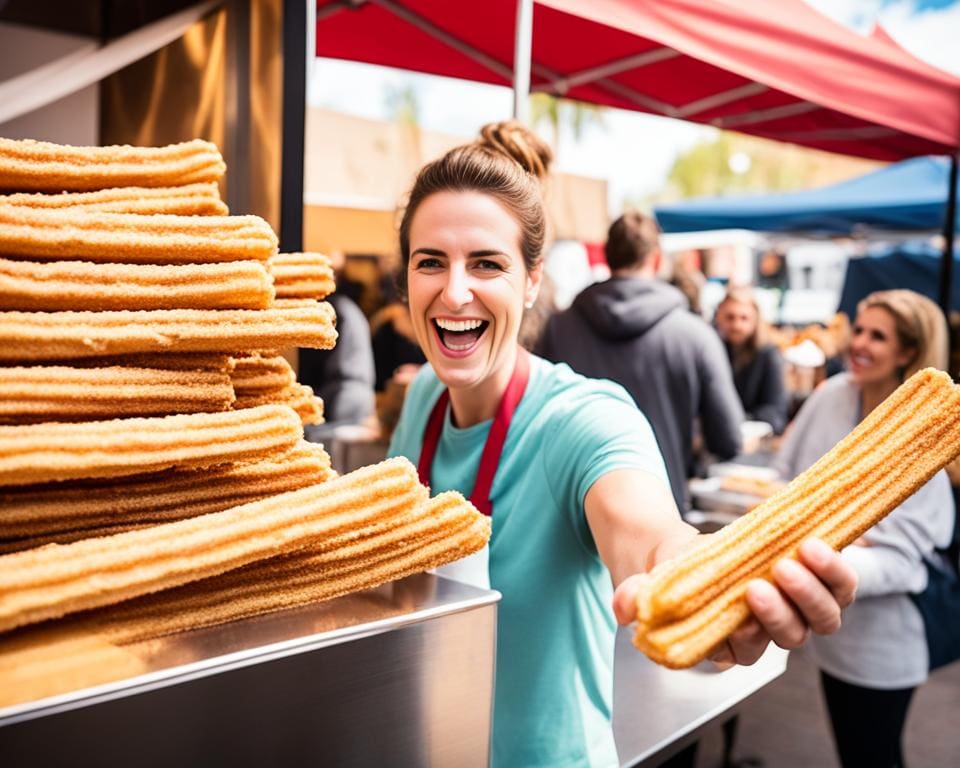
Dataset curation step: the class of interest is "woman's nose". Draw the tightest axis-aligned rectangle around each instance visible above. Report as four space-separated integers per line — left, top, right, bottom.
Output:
441 266 473 308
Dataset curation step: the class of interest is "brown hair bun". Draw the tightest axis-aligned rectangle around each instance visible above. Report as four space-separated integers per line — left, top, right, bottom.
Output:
476 120 553 182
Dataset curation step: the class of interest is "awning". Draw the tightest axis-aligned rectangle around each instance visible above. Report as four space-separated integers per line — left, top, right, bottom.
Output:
654 156 960 236
315 0 960 161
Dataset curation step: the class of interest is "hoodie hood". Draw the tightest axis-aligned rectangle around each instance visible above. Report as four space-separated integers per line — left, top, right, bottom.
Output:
572 277 687 340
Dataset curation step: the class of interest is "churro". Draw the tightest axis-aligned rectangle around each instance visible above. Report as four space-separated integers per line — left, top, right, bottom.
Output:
229 354 295 393
268 252 336 300
633 368 960 668
0 404 303 487
0 257 274 311
0 205 276 263
0 303 337 360
0 137 224 191
0 441 332 538
0 364 234 423
0 183 228 216
46 352 235 373
0 457 428 633
234 382 324 425
82 490 491 642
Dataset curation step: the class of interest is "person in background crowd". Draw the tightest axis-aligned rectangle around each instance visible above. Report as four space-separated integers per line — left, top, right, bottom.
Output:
536 211 744 512
298 291 375 424
370 289 427 392
387 121 857 768
714 287 790 435
775 289 954 768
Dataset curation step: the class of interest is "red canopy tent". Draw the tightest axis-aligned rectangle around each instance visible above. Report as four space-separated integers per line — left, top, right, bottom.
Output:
314 0 960 309
315 0 959 161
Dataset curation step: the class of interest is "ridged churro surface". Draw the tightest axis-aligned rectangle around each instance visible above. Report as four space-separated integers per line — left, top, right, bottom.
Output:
0 257 274 311
633 368 960 668
0 303 337 360
0 404 303 487
0 206 276 263
0 364 234 423
0 137 225 191
0 442 332 539
0 183 228 215
229 354 295 393
0 457 427 633
269 252 336 299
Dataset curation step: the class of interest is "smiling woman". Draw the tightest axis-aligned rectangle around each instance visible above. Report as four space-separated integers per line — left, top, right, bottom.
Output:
775 289 954 768
386 121 858 768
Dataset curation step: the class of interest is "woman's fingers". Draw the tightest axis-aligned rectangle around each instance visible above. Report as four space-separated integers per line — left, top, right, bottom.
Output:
797 538 858 609
612 573 646 625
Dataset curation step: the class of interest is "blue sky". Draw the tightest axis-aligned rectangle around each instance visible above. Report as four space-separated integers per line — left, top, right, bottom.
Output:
309 0 959 212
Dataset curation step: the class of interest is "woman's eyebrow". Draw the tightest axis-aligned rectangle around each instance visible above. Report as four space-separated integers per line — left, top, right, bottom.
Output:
468 249 507 258
411 247 446 257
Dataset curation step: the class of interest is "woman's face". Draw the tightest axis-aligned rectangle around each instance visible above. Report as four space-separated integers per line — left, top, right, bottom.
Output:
406 190 541 392
715 299 757 347
848 306 914 387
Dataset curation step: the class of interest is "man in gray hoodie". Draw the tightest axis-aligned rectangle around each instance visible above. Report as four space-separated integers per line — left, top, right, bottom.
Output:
536 211 743 512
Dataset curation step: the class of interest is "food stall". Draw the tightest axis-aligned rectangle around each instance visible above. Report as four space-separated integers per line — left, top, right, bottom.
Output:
0 4 793 765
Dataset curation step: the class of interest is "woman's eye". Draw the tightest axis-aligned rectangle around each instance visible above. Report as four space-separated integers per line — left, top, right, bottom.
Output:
414 257 443 269
475 259 504 271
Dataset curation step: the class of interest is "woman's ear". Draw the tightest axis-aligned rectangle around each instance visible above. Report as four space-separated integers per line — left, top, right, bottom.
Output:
525 263 544 309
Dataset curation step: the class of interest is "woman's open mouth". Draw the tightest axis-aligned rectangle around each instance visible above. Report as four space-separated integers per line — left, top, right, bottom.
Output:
433 318 489 355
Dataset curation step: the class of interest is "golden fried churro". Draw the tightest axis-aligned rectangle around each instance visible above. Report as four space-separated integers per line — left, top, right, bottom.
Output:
234 382 324 425
0 457 428 633
0 183 228 216
0 404 303 487
0 206 276 263
268 252 336 300
47 352 235 373
0 364 234 423
633 368 960 669
0 257 274 311
0 137 224 191
0 303 337 360
0 442 332 538
84 490 491 642
229 354 295 393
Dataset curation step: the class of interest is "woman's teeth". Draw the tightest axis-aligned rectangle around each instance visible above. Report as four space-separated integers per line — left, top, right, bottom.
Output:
434 318 487 351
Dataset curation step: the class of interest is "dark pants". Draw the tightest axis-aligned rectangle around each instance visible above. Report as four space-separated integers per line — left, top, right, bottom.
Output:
821 670 916 768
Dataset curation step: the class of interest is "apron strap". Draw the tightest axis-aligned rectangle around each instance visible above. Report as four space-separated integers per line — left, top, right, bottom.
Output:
418 348 531 516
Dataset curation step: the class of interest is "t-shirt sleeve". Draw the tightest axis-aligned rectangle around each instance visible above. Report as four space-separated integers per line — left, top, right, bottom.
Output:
541 383 670 553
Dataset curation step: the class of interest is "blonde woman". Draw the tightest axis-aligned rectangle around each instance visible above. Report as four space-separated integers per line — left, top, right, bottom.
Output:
775 289 954 768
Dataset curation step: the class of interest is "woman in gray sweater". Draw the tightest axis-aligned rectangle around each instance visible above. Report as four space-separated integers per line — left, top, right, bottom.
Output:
775 289 955 768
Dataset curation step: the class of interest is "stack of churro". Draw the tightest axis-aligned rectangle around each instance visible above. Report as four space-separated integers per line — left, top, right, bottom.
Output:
0 137 489 677
633 368 960 669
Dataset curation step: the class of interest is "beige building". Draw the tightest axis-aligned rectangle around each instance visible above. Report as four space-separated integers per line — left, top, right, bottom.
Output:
302 108 609 259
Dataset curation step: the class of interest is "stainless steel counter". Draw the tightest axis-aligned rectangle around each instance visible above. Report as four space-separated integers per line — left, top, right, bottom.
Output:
614 629 788 767
0 574 499 767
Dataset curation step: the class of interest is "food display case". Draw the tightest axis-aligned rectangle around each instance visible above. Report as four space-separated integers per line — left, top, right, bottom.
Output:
0 574 499 767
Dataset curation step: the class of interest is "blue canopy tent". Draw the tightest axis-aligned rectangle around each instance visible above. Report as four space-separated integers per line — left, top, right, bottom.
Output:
654 156 960 236
654 155 960 315
838 241 960 319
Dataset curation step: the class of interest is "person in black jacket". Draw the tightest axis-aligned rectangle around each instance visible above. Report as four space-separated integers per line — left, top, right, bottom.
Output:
714 287 789 435
537 211 743 513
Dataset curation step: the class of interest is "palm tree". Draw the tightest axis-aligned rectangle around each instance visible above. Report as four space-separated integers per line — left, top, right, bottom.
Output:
529 93 606 152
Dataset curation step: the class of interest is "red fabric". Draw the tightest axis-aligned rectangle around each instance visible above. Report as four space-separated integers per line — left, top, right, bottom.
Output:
418 348 530 516
315 0 959 160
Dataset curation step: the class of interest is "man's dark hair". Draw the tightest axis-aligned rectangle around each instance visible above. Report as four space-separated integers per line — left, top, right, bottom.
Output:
604 211 661 271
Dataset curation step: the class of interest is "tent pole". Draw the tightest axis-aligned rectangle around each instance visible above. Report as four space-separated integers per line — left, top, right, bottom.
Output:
512 0 533 123
941 153 958 376
940 154 958 315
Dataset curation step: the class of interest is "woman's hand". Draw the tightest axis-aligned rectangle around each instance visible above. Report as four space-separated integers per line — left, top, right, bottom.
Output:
612 537 858 667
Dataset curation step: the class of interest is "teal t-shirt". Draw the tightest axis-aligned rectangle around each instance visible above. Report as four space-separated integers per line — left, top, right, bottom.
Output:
388 355 669 768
